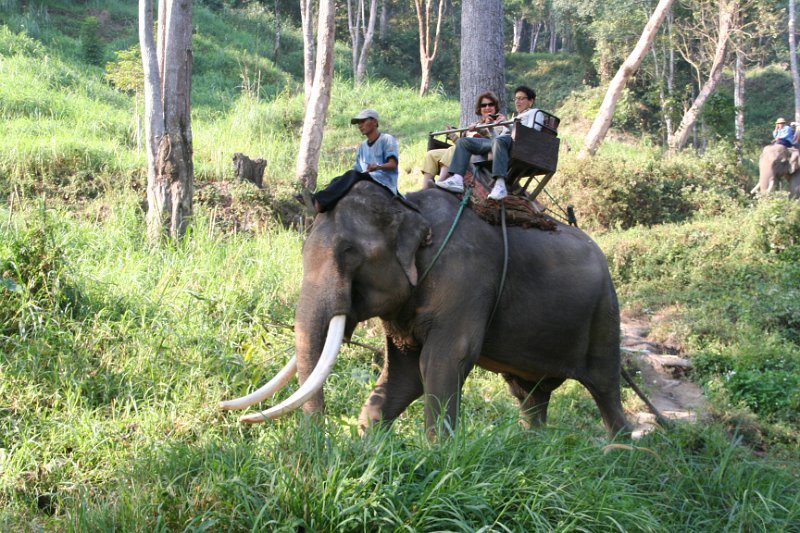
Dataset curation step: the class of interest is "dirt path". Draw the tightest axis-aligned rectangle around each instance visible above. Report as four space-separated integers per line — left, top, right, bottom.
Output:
620 313 708 438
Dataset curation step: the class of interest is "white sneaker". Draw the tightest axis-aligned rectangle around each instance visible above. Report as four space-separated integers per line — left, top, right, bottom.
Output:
435 175 465 193
488 178 507 200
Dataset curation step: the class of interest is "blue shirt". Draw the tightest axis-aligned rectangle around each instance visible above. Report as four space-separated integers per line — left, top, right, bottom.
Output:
354 133 399 194
773 125 794 147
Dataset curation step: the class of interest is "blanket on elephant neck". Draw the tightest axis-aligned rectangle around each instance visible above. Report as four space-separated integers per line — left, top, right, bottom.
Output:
463 173 557 231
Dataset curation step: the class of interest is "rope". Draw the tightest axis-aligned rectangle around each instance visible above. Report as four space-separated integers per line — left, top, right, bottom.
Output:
488 202 509 325
620 366 673 429
526 176 578 227
417 187 473 285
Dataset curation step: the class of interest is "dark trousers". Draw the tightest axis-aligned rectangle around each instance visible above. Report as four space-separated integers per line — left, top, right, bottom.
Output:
312 169 371 212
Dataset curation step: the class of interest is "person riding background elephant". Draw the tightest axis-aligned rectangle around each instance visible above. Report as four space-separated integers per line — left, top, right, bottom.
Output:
221 181 632 439
753 120 800 198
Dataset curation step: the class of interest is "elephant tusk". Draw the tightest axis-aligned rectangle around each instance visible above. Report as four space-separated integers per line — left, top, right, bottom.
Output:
767 178 776 193
219 356 298 411
239 315 346 424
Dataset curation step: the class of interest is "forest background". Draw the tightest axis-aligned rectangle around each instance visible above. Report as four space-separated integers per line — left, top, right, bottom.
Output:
1 0 800 530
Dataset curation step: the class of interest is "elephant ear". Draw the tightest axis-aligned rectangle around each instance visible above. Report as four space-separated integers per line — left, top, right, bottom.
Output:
391 208 431 287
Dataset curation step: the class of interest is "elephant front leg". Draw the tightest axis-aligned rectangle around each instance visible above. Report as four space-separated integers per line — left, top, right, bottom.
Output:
420 333 481 439
358 337 423 434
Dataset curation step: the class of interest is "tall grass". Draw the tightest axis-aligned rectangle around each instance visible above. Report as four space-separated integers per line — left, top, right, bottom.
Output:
2 191 800 530
2 2 799 530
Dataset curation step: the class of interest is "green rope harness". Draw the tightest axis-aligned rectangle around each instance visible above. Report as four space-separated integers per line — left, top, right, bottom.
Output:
416 187 509 329
417 187 473 284
488 202 509 326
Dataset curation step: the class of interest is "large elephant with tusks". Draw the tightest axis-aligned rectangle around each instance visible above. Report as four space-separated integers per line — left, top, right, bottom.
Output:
221 181 632 438
753 144 800 198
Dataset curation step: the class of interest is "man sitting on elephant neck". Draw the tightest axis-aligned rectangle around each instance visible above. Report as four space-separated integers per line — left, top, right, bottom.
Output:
772 118 795 148
436 85 543 201
305 109 399 213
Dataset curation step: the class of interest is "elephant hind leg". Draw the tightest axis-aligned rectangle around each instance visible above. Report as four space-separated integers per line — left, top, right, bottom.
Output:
502 373 565 429
581 379 632 438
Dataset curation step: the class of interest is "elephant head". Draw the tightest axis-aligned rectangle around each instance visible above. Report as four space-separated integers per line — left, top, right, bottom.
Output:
222 180 631 438
755 144 800 198
222 182 430 421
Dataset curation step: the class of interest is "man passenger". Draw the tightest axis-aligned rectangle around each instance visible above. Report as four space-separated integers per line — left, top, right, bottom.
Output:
436 85 541 200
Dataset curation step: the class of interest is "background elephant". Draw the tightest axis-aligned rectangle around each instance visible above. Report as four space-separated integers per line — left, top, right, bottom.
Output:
223 181 631 438
754 144 800 198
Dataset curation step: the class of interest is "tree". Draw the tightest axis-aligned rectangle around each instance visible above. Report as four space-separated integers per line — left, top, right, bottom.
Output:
790 0 800 123
460 0 504 127
580 0 674 158
300 0 315 103
139 0 194 243
105 45 145 154
668 0 735 152
734 40 745 163
347 0 378 85
414 0 445 96
295 0 335 192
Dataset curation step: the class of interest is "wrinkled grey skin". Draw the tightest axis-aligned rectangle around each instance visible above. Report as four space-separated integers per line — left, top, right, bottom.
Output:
756 144 800 198
294 181 631 438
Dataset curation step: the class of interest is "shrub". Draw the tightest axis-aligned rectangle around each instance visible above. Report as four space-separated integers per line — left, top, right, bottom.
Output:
80 16 104 66
551 147 750 231
0 206 80 337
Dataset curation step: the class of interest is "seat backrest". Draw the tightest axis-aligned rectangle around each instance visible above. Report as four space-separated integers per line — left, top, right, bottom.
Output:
510 121 560 174
531 110 560 136
427 135 452 151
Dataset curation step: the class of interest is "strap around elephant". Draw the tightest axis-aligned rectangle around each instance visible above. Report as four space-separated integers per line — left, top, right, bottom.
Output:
488 202 509 326
417 186 473 285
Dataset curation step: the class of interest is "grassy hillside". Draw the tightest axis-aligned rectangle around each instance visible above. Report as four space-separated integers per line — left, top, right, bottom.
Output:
2 2 800 530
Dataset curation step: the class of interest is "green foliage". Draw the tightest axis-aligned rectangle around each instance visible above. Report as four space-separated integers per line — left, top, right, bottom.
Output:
79 16 104 66
550 145 751 231
599 198 800 424
2 197 800 530
506 53 585 112
747 194 800 254
0 203 80 337
104 44 142 95
2 3 800 528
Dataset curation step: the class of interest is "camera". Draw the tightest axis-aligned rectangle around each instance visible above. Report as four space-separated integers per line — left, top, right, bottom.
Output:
489 113 499 120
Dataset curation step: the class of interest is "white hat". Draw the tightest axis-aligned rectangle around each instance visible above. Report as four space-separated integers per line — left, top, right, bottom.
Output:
351 109 379 124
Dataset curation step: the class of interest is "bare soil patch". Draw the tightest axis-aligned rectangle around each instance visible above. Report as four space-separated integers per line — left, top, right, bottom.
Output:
621 310 708 438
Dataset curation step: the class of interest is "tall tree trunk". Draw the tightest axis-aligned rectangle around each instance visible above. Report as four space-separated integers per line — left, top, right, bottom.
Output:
273 0 280 64
548 12 557 53
734 40 745 164
512 16 524 53
790 0 800 123
668 1 734 153
530 22 541 53
460 0 503 127
355 0 378 84
652 11 674 146
416 0 445 96
139 0 194 243
296 0 336 192
379 0 388 44
580 0 674 158
300 0 316 104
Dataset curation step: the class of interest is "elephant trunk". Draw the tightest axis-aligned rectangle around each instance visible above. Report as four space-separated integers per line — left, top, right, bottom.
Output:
222 268 352 423
238 315 345 423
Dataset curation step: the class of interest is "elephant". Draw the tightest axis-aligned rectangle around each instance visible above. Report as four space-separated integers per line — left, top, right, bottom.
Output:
753 144 800 198
221 180 632 439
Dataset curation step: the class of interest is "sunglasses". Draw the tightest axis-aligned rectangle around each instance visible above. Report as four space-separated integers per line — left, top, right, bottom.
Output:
480 102 496 108
514 96 530 102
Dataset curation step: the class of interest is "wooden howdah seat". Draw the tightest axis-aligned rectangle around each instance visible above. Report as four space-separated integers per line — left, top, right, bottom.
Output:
427 110 561 201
